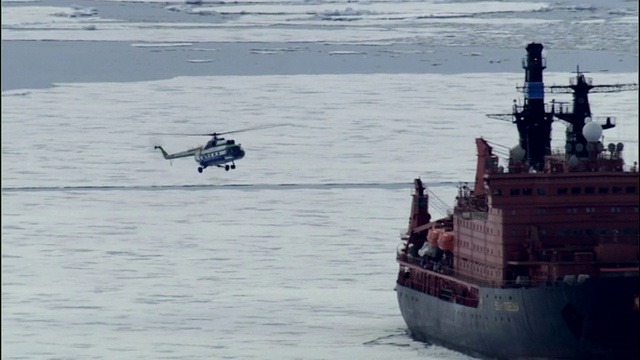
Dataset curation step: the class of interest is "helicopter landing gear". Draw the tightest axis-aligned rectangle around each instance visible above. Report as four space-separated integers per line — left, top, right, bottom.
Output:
197 167 203 173
216 163 235 171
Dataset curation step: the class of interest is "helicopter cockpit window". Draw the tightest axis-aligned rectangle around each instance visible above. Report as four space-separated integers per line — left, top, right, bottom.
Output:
227 140 235 144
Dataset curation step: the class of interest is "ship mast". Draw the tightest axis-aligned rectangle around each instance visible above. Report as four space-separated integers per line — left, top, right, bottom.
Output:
548 68 638 159
487 43 638 169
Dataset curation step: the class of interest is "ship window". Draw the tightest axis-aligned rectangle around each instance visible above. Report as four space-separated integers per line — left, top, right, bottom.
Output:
535 208 547 215
522 188 532 195
624 228 633 235
536 188 546 195
613 186 622 194
586 229 594 236
571 187 581 194
511 210 517 215
585 207 596 213
584 187 595 194
510 189 520 195
626 186 636 194
492 189 502 196
512 230 518 236
599 187 609 194
599 228 607 235
557 188 568 195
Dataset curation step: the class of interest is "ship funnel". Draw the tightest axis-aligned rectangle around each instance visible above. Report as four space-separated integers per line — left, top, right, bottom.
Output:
513 42 553 170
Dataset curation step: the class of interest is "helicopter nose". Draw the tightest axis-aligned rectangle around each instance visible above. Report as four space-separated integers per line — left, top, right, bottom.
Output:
233 146 245 158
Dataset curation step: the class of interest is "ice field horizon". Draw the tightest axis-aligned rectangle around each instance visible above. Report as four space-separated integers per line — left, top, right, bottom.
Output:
2 0 638 359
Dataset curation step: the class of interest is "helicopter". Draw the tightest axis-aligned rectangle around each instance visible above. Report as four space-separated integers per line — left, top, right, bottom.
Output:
152 124 283 173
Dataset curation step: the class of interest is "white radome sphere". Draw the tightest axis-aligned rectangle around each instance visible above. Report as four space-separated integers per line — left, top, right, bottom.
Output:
583 121 602 142
510 145 526 161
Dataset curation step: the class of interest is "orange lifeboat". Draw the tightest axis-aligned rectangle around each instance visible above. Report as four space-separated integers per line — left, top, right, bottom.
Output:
427 228 442 247
438 232 455 251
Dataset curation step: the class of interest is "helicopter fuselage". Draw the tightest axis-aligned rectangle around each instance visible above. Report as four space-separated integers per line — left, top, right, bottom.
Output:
196 141 245 170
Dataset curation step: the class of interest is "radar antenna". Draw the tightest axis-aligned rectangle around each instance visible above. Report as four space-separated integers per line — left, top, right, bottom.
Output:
548 66 638 159
486 60 639 163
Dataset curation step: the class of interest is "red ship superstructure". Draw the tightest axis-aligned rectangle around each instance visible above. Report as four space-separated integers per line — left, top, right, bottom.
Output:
395 43 639 360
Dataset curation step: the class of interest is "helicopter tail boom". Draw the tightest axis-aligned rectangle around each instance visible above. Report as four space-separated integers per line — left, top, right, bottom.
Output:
154 146 201 160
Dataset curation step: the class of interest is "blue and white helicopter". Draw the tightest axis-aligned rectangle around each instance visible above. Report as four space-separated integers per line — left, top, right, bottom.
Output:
153 124 281 173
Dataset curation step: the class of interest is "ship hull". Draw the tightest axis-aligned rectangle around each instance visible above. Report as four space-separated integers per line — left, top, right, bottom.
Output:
396 273 639 360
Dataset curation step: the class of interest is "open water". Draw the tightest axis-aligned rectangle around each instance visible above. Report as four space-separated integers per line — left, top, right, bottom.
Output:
2 0 638 359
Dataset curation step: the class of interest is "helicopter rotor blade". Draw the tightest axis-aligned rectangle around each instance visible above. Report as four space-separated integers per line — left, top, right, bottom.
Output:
216 123 288 136
145 132 218 136
145 124 288 137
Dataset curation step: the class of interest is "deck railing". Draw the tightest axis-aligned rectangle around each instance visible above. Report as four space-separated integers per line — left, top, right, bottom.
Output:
397 253 549 288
